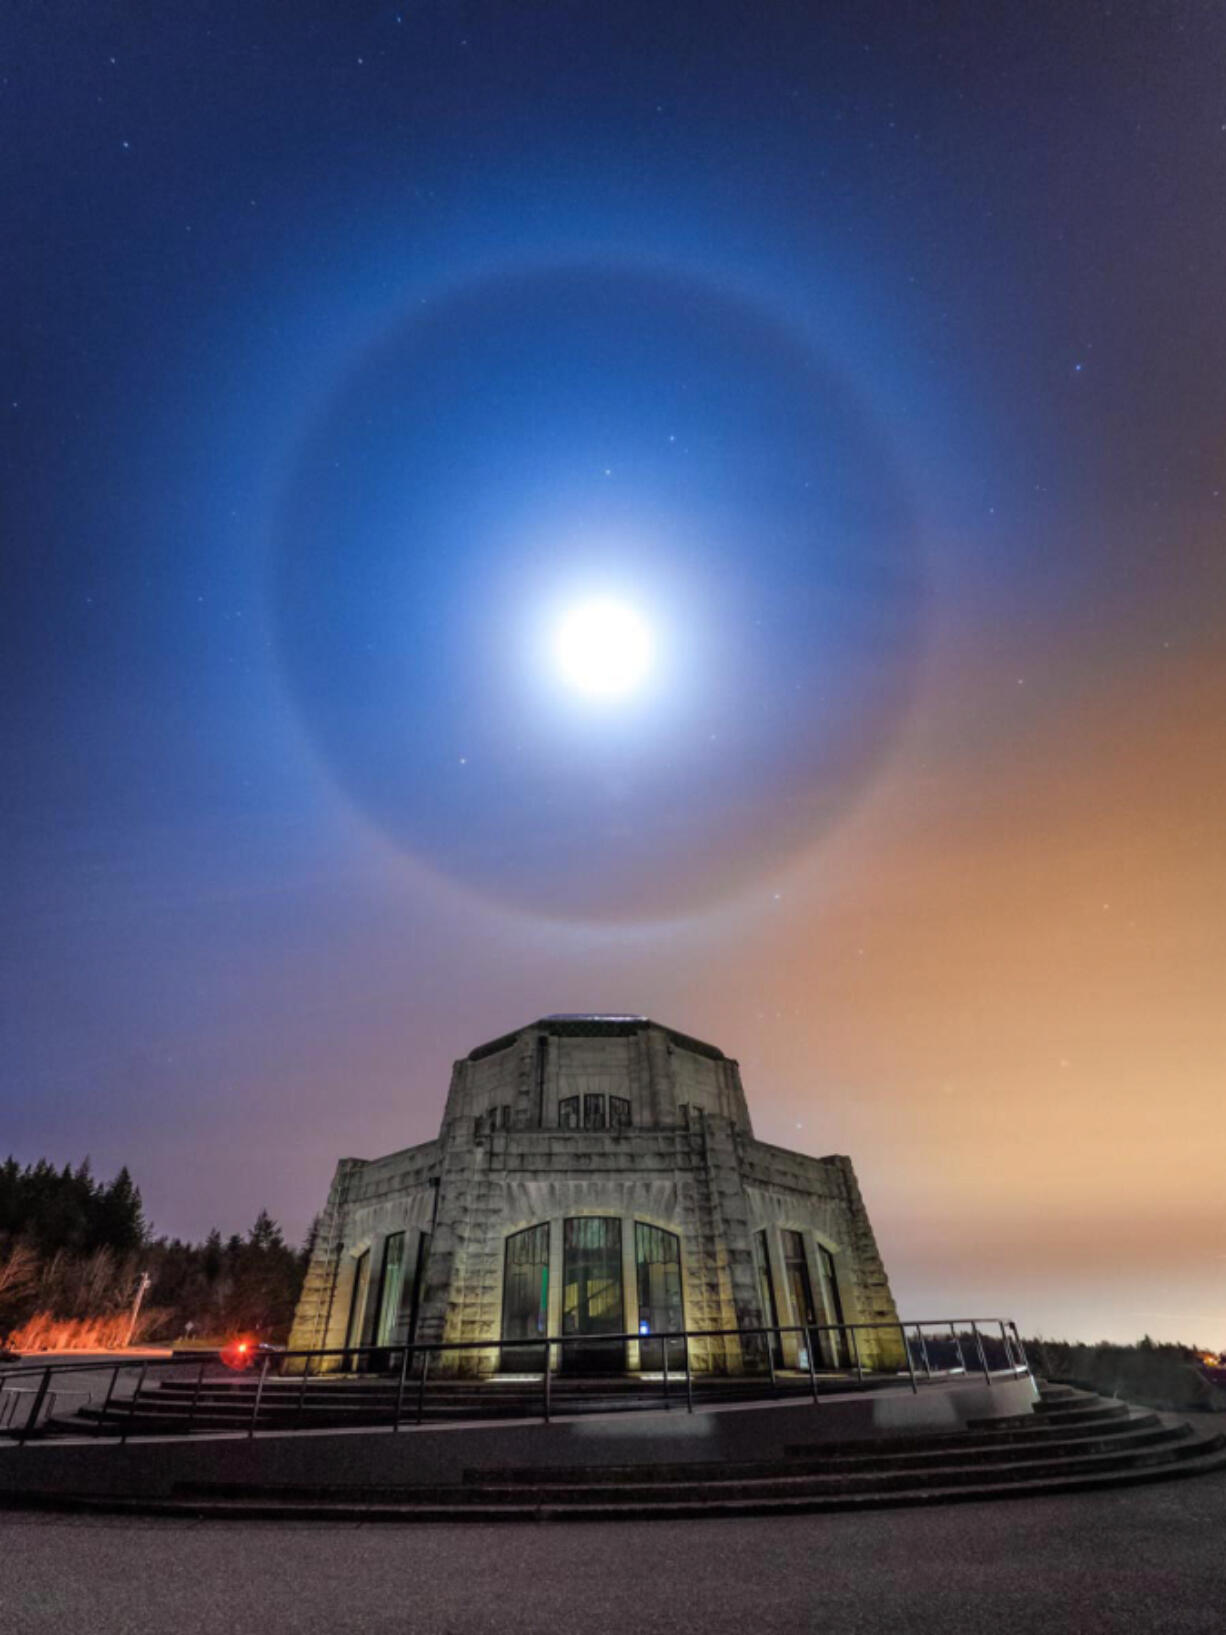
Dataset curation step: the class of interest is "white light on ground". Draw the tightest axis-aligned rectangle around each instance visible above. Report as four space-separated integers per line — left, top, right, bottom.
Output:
552 597 653 699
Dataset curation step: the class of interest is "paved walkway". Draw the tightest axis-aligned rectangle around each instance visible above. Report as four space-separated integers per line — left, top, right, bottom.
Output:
5 1463 1226 1635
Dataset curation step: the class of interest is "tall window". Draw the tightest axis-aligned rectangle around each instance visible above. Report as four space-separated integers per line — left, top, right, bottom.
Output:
816 1244 846 1368
374 1232 406 1349
400 1230 430 1347
635 1222 683 1370
501 1223 550 1371
782 1229 818 1332
559 1094 623 1129
562 1216 624 1372
753 1229 781 1367
344 1248 372 1363
583 1093 606 1129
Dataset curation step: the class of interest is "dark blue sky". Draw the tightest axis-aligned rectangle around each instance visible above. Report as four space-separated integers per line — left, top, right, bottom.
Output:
4 2 1224 1343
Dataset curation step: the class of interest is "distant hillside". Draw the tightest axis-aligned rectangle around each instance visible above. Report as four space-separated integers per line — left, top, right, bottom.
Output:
1027 1336 1226 1414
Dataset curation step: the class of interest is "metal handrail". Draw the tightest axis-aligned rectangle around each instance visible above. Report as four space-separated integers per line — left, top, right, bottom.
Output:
0 1318 1026 1383
0 1316 1031 1443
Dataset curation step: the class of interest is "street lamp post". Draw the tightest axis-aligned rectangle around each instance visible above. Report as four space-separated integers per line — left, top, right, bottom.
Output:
123 1273 152 1348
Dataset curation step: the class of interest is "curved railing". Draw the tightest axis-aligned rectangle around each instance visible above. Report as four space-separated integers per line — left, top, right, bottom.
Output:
0 1316 1031 1444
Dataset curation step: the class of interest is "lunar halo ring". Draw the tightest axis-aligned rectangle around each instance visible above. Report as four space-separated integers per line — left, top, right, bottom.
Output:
272 260 924 921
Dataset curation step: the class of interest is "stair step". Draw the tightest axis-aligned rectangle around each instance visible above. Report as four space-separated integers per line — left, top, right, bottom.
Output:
171 1427 1214 1507
62 1386 1152 1445
67 1433 1208 1521
28 1375 1224 1523
968 1400 1128 1431
474 1423 1189 1484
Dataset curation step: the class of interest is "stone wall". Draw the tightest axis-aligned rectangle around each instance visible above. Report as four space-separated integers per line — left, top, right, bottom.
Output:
738 1138 902 1369
442 1017 753 1137
286 1141 441 1367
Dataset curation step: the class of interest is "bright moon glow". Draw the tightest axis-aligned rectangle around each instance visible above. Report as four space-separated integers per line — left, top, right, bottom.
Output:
553 598 653 699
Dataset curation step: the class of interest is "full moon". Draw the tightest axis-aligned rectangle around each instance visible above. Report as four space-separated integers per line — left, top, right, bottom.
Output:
552 597 653 699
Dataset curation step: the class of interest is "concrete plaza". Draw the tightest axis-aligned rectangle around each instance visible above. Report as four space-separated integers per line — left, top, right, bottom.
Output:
5 1455 1225 1635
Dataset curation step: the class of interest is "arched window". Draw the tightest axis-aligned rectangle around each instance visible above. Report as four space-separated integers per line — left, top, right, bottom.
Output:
562 1217 624 1373
500 1223 549 1371
635 1222 683 1370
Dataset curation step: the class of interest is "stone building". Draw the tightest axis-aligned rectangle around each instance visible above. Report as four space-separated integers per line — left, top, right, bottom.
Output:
289 1015 900 1374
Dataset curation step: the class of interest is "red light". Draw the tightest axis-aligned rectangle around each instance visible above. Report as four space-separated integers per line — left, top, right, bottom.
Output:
238 1342 248 1353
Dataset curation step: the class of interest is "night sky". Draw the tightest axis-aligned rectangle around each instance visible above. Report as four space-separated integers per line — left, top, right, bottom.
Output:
4 3 1224 1346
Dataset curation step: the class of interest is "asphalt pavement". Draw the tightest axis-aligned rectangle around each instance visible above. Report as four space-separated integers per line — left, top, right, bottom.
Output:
4 1460 1226 1635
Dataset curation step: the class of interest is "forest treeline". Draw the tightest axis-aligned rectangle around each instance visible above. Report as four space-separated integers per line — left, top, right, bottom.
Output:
0 1157 310 1350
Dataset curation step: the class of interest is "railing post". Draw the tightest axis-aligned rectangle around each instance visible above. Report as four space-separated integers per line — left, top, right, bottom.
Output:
1001 1320 1024 1373
684 1332 694 1414
849 1326 864 1384
186 1357 207 1436
1011 1321 1031 1376
249 1354 270 1438
900 1324 918 1394
971 1321 992 1384
916 1324 933 1380
120 1362 149 1444
766 1328 777 1395
94 1364 121 1438
662 1340 670 1409
543 1338 552 1423
998 1320 1013 1370
392 1344 410 1432
951 1321 967 1373
295 1351 314 1430
805 1327 819 1405
19 1367 53 1446
417 1348 431 1425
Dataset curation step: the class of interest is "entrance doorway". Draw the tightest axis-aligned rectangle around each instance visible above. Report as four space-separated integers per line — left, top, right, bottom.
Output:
782 1229 818 1366
562 1216 624 1372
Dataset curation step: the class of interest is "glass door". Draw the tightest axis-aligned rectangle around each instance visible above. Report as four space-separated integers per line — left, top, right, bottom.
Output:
562 1216 625 1373
782 1230 817 1368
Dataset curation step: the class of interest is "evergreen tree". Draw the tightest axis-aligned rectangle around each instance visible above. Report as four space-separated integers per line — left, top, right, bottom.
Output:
0 1154 310 1346
93 1166 145 1254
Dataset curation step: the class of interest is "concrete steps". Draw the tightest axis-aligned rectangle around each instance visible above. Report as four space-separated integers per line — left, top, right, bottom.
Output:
33 1386 1226 1521
47 1370 865 1438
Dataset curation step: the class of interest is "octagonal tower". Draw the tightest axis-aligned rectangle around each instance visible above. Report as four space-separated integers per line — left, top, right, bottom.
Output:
289 1016 899 1376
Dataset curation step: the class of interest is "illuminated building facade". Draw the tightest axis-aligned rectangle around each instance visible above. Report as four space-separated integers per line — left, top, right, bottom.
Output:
289 1016 899 1374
